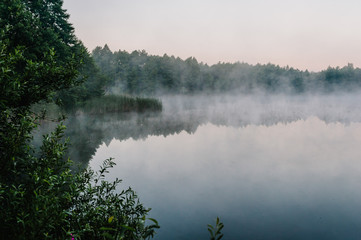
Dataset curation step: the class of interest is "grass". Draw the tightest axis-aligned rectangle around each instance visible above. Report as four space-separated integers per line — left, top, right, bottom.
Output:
82 95 163 114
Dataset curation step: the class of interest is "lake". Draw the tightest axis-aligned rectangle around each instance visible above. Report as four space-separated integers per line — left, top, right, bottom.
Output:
46 93 361 239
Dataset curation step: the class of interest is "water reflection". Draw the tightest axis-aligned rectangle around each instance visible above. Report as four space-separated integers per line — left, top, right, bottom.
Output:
35 93 361 166
33 94 361 239
91 118 361 239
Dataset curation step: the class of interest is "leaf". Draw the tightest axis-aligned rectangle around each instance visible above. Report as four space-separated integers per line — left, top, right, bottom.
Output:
108 216 114 223
120 225 135 232
147 217 159 225
208 228 214 237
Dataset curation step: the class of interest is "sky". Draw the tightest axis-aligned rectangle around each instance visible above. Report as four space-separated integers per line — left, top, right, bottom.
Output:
63 0 361 72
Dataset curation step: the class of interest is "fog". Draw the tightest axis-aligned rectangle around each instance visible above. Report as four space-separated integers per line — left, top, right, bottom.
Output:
160 92 361 127
32 89 361 239
32 91 361 162
78 91 361 239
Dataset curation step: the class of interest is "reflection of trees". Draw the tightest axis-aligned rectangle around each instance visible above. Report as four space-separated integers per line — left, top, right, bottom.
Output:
33 93 361 166
63 112 200 165
62 110 300 166
65 115 105 167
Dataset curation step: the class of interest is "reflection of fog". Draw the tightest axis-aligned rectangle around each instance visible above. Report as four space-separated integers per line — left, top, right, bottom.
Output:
91 119 361 240
32 93 361 239
161 93 361 126
33 92 361 166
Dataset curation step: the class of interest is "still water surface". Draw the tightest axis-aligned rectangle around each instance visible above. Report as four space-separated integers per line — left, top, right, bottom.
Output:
88 94 361 239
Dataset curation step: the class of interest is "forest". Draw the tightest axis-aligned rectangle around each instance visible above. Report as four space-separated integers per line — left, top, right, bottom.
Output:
91 44 361 96
56 44 361 112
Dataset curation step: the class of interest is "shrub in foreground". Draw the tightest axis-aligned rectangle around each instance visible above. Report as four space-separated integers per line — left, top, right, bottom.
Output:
0 124 159 239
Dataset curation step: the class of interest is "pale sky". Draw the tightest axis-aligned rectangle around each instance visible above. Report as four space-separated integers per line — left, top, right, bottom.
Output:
63 0 361 71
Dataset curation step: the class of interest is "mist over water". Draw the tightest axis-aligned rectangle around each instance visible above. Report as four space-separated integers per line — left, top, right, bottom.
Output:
160 92 361 126
83 92 361 239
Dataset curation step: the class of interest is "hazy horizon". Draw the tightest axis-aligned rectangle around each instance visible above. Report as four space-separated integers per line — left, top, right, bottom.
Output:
63 0 361 72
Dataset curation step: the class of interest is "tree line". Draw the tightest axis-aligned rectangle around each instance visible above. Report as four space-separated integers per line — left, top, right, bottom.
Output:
92 45 361 95
54 44 361 112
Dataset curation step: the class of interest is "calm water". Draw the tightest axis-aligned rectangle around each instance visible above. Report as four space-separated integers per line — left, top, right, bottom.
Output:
37 93 361 239
90 119 361 239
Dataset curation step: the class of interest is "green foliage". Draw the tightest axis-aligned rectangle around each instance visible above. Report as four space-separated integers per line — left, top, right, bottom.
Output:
0 0 158 239
71 157 159 239
82 95 162 114
208 217 224 240
0 0 84 66
1 124 74 239
0 35 79 110
0 125 159 239
55 53 109 111
92 45 361 95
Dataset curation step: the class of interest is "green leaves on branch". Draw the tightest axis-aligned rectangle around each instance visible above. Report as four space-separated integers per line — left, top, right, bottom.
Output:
71 156 159 239
0 0 86 110
0 1 158 239
208 217 224 240
1 124 159 239
0 37 81 110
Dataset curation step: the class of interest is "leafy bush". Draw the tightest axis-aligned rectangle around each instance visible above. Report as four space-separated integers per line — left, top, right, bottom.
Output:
0 124 159 239
71 157 159 239
0 8 158 237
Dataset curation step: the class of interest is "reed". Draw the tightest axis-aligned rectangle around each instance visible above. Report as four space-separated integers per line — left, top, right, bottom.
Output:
82 95 162 114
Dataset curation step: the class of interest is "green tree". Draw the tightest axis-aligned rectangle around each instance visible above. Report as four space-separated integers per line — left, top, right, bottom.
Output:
55 53 109 111
0 0 84 66
0 0 84 181
0 1 158 239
